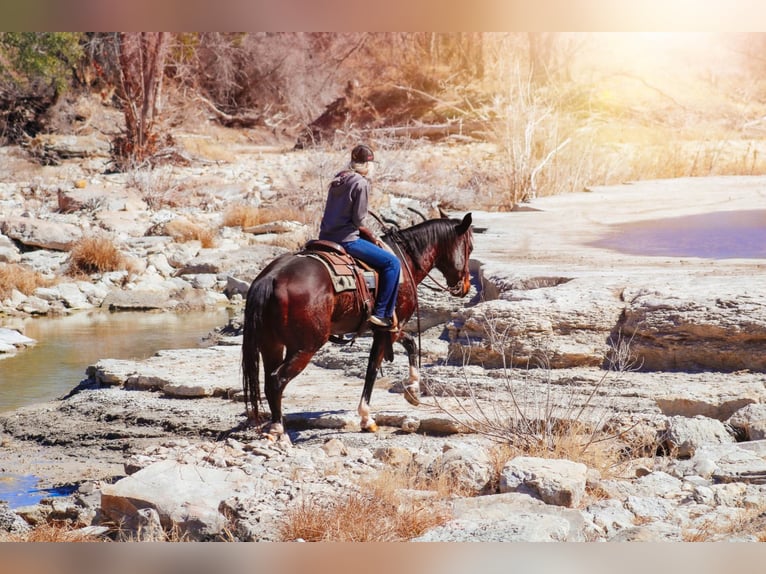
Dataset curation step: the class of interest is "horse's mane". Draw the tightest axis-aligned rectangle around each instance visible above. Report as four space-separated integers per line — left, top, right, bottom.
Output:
386 218 468 271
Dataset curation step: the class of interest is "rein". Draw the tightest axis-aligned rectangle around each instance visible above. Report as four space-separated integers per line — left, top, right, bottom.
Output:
385 228 422 370
371 212 423 370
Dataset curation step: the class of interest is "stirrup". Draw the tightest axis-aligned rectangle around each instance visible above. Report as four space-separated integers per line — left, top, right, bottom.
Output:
368 315 392 328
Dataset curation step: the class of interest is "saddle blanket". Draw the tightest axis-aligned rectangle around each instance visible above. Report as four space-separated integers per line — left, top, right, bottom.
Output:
299 252 375 293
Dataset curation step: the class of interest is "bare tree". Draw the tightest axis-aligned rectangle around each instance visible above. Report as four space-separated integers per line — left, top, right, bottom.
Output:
112 32 169 169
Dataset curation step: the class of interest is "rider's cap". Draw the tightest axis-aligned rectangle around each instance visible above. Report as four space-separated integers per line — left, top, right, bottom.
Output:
351 144 375 163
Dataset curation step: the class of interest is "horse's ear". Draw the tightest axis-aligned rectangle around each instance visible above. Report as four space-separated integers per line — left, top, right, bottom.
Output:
456 212 472 235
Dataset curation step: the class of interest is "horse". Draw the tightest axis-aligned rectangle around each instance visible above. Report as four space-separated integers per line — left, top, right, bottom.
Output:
241 212 473 439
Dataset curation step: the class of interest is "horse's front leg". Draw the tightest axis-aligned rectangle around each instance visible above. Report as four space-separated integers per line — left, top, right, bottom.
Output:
397 332 421 406
358 331 390 432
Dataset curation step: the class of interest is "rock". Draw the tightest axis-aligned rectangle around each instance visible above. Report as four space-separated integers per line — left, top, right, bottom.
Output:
100 459 258 540
691 441 766 484
728 403 766 440
0 233 20 263
91 346 241 398
448 278 624 368
0 328 36 354
437 446 493 495
1 216 82 251
499 456 587 508
662 415 735 457
56 282 92 310
174 245 287 281
414 492 585 542
622 279 766 372
28 134 110 161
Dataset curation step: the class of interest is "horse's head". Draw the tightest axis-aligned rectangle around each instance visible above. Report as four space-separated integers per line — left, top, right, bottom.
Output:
436 212 473 297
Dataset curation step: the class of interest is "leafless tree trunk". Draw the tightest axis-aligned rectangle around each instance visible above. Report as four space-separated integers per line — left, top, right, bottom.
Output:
113 32 169 168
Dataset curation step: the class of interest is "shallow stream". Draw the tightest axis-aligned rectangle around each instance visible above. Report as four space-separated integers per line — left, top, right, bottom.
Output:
0 308 231 413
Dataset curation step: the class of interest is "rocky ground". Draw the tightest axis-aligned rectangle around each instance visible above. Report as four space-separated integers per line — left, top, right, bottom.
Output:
1 130 766 542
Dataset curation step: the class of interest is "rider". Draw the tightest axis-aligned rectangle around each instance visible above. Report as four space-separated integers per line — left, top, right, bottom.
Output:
319 144 400 329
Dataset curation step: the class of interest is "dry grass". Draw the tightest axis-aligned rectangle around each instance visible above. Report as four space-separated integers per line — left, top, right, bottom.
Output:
67 236 125 276
164 218 217 247
0 522 103 542
279 490 449 542
222 203 311 228
278 463 455 542
681 507 766 542
0 263 55 299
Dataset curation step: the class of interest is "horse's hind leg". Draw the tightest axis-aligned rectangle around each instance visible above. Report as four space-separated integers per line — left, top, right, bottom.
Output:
358 332 390 432
397 332 421 406
263 348 316 440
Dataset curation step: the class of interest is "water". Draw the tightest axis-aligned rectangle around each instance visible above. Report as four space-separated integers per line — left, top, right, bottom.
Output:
590 209 766 259
0 474 77 509
0 309 231 413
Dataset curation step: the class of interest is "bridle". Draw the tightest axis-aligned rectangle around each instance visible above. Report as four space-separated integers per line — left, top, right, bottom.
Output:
422 230 472 296
382 221 472 370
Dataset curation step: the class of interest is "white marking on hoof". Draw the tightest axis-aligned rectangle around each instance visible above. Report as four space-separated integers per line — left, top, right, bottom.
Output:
263 422 284 442
362 420 379 433
403 384 420 406
358 398 378 433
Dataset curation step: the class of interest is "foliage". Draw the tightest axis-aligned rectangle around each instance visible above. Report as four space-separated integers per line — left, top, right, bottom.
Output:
0 33 84 142
0 33 83 93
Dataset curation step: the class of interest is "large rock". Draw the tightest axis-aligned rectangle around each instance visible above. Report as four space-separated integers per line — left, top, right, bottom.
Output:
100 459 259 540
0 233 20 263
0 328 36 354
499 456 588 508
621 279 766 372
448 277 624 368
88 345 241 398
414 492 585 542
174 245 287 281
1 216 82 251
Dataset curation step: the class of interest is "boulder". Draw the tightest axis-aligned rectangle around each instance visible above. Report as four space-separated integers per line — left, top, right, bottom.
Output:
499 456 588 508
1 216 82 251
0 233 20 263
100 459 259 540
622 279 766 372
662 415 735 458
448 277 624 368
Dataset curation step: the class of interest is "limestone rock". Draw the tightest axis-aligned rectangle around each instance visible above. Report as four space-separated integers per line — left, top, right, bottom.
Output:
662 415 735 458
500 456 588 508
100 459 258 540
1 216 82 251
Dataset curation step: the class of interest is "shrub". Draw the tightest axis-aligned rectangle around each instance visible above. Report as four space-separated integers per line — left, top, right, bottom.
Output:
163 218 216 247
222 204 310 228
67 236 124 275
0 263 54 299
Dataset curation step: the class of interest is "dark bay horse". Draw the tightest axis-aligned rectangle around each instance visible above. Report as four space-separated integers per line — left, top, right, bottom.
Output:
241 212 473 438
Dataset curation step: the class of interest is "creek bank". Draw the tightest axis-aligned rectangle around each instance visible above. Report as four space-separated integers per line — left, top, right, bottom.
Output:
2 144 766 540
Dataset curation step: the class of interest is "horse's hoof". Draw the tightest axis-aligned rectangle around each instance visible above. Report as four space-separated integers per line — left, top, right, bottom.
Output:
403 387 421 406
362 421 379 433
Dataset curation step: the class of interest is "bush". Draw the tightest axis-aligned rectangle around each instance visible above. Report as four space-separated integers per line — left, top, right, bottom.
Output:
67 236 125 275
0 263 54 299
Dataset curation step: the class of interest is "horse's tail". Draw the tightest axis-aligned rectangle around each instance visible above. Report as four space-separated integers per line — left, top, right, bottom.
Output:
242 276 272 422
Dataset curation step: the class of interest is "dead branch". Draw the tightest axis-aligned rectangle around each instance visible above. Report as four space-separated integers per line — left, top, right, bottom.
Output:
367 119 489 139
195 94 264 128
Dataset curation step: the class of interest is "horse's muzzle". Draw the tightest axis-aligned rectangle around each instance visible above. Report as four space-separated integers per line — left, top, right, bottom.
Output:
449 275 471 297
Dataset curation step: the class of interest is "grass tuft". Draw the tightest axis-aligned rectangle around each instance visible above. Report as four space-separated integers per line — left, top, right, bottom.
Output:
0 263 55 299
67 236 125 276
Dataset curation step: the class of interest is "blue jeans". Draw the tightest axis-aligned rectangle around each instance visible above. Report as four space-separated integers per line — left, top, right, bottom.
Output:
342 239 400 319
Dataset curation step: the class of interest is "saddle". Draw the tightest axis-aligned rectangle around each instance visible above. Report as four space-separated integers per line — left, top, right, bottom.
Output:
300 239 376 310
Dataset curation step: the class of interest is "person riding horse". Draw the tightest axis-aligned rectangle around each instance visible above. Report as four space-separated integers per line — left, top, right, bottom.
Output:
318 144 401 329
